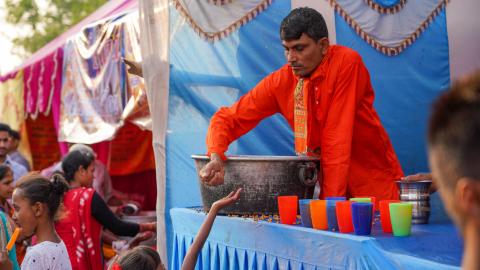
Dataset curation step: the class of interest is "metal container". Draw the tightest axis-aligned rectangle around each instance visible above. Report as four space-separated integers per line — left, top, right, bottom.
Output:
396 180 432 224
192 155 321 215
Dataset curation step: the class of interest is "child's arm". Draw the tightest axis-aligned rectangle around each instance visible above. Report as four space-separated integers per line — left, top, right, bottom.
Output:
181 188 242 270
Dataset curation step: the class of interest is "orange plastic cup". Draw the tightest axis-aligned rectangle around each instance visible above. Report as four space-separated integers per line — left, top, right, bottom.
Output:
379 200 401 233
277 196 298 225
336 201 354 233
310 200 328 230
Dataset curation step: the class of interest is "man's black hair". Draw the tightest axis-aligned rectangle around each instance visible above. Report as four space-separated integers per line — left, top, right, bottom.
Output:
9 129 20 140
280 7 328 42
0 123 11 134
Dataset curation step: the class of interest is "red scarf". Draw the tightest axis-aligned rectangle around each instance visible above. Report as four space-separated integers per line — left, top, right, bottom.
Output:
56 188 103 270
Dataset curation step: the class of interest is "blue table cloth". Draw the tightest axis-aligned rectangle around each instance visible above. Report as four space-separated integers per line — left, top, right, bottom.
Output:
170 208 463 270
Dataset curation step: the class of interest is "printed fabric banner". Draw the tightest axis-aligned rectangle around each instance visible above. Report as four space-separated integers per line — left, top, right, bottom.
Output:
122 15 151 130
60 17 125 143
0 71 25 131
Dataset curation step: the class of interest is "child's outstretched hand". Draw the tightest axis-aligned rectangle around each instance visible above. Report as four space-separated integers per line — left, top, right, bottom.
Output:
211 188 242 213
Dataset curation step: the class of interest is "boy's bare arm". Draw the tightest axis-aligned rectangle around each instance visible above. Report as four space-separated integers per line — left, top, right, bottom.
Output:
181 188 242 270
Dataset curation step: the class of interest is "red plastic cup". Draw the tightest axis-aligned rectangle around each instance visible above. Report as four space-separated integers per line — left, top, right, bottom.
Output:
336 201 354 233
277 196 298 225
379 199 401 233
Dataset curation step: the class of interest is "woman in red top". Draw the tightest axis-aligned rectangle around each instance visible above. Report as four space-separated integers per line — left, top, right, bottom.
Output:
55 150 156 270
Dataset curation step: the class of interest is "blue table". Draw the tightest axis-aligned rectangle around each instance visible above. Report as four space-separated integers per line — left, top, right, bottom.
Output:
170 208 463 270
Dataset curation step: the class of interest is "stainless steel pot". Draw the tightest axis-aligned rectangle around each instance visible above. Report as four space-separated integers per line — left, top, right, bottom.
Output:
396 180 432 224
192 155 321 214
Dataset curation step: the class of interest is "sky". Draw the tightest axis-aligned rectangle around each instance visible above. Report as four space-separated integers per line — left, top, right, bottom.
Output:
0 1 24 75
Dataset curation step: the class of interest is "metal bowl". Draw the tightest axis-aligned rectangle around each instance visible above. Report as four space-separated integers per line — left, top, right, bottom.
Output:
396 180 432 201
192 155 321 214
396 180 432 224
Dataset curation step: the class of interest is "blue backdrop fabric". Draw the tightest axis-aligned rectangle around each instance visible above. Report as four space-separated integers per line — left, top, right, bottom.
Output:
334 9 451 175
166 1 292 266
170 208 462 270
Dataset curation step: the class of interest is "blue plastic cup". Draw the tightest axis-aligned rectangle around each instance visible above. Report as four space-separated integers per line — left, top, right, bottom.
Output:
299 199 313 228
326 197 346 231
326 197 347 201
351 202 373 235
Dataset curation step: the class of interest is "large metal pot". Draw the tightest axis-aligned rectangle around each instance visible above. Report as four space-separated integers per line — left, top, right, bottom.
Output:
192 155 321 214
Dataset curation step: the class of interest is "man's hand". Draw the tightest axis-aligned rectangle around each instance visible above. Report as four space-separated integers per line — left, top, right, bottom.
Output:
123 58 143 77
199 153 225 186
401 172 437 193
211 188 242 213
401 173 432 181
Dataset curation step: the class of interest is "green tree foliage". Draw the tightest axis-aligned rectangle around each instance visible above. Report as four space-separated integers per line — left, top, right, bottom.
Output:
5 0 107 55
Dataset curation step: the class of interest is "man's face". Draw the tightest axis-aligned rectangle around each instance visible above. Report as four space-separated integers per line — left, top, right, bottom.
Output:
0 169 14 201
282 33 328 77
0 131 10 158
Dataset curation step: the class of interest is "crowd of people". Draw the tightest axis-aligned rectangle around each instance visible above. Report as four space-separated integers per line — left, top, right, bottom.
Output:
0 119 239 269
0 123 161 269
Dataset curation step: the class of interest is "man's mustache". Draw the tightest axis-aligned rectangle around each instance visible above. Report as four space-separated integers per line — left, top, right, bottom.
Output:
290 63 303 68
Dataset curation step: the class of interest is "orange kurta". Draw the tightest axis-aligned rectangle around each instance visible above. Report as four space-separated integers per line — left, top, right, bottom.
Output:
206 45 403 201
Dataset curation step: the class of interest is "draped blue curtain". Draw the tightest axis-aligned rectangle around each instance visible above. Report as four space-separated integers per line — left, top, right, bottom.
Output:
166 1 291 266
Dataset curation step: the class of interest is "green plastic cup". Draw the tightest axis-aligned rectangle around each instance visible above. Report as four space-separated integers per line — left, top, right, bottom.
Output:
349 197 371 203
389 203 413 237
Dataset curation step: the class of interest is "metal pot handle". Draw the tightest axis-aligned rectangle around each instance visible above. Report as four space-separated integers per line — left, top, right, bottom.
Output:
298 162 318 187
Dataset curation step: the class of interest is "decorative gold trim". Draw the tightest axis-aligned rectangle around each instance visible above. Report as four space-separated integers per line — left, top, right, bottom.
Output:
173 0 272 42
364 0 407 14
329 0 450 56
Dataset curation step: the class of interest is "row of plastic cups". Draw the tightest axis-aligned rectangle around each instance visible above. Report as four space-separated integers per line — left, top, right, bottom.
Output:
278 196 413 237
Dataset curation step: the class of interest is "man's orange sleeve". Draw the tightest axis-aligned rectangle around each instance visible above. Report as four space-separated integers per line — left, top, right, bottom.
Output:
206 73 281 159
320 55 367 198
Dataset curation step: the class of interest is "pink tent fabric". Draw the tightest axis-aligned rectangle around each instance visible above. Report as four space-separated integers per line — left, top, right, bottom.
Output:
23 48 63 117
3 0 138 161
17 0 138 72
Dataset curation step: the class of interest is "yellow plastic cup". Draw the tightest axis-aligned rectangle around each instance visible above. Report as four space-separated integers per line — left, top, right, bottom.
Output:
349 197 372 203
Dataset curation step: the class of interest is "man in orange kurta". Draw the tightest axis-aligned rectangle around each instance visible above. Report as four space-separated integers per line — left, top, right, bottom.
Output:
200 7 403 201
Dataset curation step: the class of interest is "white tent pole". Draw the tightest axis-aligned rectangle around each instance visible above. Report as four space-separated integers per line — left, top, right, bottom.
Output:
446 0 480 81
138 0 170 266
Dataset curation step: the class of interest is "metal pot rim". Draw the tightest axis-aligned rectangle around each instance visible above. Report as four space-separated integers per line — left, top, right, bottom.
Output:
191 154 320 161
396 180 432 184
